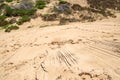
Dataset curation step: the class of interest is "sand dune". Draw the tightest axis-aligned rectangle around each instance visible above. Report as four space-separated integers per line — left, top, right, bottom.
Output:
0 14 120 80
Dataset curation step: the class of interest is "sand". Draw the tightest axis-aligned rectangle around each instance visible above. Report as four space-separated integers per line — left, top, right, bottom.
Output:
0 13 120 80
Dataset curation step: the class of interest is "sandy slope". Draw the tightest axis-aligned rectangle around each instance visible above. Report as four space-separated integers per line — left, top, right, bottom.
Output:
0 14 120 80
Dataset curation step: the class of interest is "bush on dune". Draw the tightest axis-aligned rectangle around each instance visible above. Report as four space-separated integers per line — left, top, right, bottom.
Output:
5 0 13 2
36 0 46 9
59 0 67 4
5 25 19 32
0 15 9 26
12 9 36 16
17 15 30 25
87 0 120 10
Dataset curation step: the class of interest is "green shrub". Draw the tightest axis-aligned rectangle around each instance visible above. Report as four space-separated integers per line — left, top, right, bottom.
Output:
5 5 36 16
5 0 13 2
5 25 19 32
12 9 36 16
0 15 9 26
0 15 7 21
17 15 30 25
36 0 46 9
59 0 67 4
0 21 9 27
5 6 13 16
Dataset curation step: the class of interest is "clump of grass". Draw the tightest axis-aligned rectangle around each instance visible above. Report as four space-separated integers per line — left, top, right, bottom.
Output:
0 15 7 21
36 0 46 9
59 0 67 4
17 15 30 25
5 25 19 32
0 15 9 26
5 0 13 2
12 9 36 16
5 6 13 16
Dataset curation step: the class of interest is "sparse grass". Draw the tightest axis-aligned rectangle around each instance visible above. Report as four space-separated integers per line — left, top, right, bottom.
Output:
5 6 13 16
5 25 19 32
0 15 7 21
17 15 30 25
5 0 13 2
59 0 67 4
36 0 46 9
12 9 36 16
0 15 9 26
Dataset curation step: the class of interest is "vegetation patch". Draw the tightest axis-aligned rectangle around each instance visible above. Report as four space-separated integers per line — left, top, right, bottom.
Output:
17 15 30 25
36 0 46 9
0 15 9 26
54 2 72 14
5 25 19 32
42 13 57 21
59 0 67 4
12 9 36 16
4 4 36 17
87 0 120 11
5 0 13 2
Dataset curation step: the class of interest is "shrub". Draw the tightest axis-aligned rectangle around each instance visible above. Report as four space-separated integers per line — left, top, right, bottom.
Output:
5 6 13 16
5 5 36 16
19 0 34 9
59 0 67 4
42 13 57 21
71 4 83 11
10 0 34 10
54 3 71 14
0 0 4 3
87 0 120 10
5 25 19 32
36 0 46 9
0 20 9 27
17 15 30 25
5 0 13 2
9 18 17 24
0 15 9 26
12 9 36 16
0 15 7 21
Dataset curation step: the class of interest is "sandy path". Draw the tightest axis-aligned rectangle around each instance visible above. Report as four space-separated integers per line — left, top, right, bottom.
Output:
0 14 120 80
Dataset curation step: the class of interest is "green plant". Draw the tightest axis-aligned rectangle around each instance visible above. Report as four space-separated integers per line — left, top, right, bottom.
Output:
5 25 19 32
12 9 36 16
17 15 30 25
36 0 46 9
0 15 9 26
5 0 13 2
59 0 67 4
0 15 7 21
5 5 36 16
5 6 13 16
